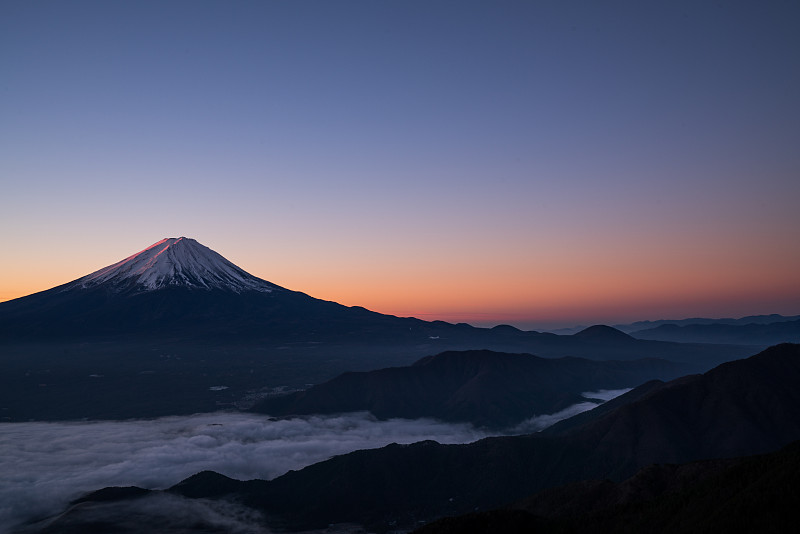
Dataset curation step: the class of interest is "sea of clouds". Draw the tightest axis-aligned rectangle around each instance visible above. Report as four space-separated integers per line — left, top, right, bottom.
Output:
0 389 629 533
0 412 487 531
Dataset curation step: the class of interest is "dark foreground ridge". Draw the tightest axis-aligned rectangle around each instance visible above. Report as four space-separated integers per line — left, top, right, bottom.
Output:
33 344 800 533
414 439 800 534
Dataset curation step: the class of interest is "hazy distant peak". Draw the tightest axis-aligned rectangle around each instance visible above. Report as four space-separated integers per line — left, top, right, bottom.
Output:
71 237 276 293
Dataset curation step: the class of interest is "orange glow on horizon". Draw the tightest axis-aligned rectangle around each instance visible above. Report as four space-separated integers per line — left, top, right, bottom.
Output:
3 269 798 329
2 233 798 330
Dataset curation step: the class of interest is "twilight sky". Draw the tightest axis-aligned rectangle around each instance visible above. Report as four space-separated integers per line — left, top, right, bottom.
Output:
2 0 799 329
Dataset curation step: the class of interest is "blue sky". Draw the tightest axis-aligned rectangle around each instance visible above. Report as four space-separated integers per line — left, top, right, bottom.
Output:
2 1 799 328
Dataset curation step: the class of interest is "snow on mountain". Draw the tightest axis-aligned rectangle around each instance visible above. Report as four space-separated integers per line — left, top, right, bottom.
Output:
71 237 277 293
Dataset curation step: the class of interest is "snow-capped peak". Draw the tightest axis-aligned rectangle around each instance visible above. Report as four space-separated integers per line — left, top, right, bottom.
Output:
72 237 277 293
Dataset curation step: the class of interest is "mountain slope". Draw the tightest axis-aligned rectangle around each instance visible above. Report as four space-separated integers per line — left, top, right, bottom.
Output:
415 440 800 534
253 349 687 428
559 342 800 477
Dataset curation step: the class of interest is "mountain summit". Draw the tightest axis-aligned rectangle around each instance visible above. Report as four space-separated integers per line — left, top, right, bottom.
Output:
71 237 276 293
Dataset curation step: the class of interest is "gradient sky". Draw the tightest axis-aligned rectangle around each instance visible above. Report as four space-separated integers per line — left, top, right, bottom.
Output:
2 0 799 329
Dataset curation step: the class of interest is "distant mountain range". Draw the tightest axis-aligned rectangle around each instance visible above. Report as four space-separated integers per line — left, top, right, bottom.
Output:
620 313 800 331
0 237 757 421
37 343 800 532
547 313 800 336
254 349 687 429
630 318 800 345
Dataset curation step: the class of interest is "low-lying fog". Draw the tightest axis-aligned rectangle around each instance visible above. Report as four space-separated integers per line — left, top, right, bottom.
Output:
0 389 629 533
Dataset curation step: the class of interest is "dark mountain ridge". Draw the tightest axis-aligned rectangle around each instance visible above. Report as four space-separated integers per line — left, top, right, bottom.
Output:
549 313 800 336
50 440 800 534
631 318 800 345
414 439 800 534
618 312 800 332
254 349 687 428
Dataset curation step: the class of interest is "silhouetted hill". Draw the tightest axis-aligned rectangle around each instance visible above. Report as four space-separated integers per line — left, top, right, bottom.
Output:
414 440 800 534
57 440 800 534
572 325 634 342
253 350 687 428
631 318 800 345
545 342 800 477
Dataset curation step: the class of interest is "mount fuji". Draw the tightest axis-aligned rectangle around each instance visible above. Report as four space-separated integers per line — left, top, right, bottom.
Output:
0 236 418 341
73 237 277 294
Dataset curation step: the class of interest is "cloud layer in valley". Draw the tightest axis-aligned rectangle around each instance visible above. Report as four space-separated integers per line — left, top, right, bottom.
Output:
510 388 631 434
0 412 488 532
1 391 630 532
